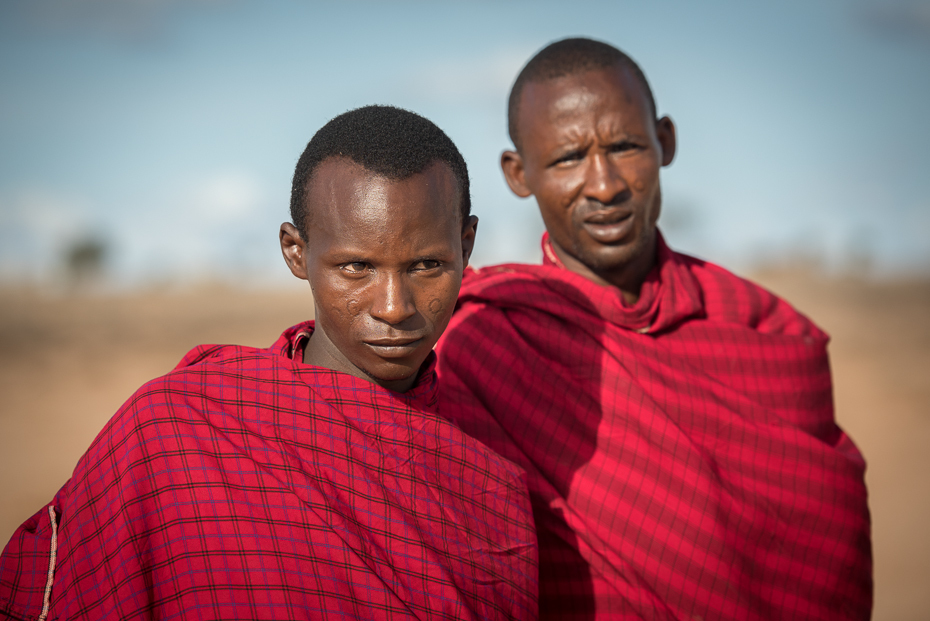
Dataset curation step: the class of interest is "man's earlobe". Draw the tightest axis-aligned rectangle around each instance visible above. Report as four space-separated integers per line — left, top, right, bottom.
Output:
461 215 479 268
501 151 533 198
656 116 677 167
279 222 309 280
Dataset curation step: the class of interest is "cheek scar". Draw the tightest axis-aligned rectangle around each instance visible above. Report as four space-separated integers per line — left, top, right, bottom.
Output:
428 299 443 315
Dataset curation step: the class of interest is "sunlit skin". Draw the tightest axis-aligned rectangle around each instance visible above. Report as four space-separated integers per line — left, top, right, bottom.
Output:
280 158 478 393
501 65 677 304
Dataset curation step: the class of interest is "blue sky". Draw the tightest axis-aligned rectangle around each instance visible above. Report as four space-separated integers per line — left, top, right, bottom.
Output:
1 0 928 287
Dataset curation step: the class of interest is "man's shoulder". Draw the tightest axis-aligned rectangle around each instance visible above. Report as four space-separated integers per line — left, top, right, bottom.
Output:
456 263 592 317
169 340 279 377
127 341 284 406
139 320 317 398
170 320 311 376
671 248 768 297
670 249 825 337
460 262 558 293
451 254 824 339
82 326 311 455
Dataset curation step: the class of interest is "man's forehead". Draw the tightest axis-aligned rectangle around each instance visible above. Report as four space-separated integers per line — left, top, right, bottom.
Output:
303 157 461 226
519 65 649 124
307 156 372 192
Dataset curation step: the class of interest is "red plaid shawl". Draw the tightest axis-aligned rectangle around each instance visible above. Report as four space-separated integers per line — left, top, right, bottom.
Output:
0 322 537 621
436 233 871 620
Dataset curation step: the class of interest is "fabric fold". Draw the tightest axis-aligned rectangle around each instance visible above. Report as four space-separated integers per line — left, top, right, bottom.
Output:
437 232 871 620
1 322 538 621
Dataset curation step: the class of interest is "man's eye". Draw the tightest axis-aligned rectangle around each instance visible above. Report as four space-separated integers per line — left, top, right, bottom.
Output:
412 260 441 271
342 262 368 273
610 141 639 153
553 152 583 166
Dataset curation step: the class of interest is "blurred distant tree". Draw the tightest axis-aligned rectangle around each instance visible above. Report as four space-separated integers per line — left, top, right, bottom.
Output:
64 237 108 285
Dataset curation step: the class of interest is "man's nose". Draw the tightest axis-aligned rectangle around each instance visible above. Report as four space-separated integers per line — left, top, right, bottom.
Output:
370 273 417 326
583 152 628 205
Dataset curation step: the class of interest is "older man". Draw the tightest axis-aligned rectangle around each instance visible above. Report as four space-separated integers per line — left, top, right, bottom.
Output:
436 38 871 620
0 105 537 621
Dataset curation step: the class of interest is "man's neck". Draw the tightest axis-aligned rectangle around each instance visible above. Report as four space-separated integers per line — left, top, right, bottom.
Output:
303 326 418 393
551 234 657 306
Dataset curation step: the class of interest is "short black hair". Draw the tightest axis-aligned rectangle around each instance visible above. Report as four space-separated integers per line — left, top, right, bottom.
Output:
290 105 470 238
508 37 657 151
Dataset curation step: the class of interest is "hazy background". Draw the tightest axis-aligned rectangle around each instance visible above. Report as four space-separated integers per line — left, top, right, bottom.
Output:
1 1 929 619
1 0 928 289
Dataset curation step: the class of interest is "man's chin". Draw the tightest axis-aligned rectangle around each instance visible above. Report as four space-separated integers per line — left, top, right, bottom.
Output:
358 358 425 387
576 243 641 273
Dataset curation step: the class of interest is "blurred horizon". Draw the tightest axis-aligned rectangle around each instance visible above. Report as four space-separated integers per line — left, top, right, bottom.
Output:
1 0 929 291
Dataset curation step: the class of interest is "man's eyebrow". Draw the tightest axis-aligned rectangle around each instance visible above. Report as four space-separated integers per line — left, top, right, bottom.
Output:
548 135 589 155
323 248 374 262
598 122 648 141
410 251 450 262
548 148 586 163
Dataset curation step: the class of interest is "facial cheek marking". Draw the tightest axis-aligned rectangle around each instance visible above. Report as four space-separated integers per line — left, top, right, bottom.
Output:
632 179 646 192
428 298 444 316
632 159 661 194
345 298 361 315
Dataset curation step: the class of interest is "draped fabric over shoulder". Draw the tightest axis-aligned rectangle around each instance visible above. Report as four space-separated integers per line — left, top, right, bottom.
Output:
436 232 871 621
0 322 537 621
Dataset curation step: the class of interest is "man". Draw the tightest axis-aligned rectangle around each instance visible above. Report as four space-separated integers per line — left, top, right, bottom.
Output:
436 38 871 620
0 105 537 620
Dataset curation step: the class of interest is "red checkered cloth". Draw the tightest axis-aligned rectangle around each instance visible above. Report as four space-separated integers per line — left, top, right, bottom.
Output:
436 232 872 620
0 322 537 621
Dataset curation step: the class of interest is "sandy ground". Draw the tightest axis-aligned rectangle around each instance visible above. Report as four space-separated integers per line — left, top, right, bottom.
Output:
1 273 928 619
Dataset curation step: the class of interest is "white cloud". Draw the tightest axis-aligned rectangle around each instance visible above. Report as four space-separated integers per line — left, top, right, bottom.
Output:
190 172 264 220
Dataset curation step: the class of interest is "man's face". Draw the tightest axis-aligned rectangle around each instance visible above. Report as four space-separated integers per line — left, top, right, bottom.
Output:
280 157 476 393
502 65 675 288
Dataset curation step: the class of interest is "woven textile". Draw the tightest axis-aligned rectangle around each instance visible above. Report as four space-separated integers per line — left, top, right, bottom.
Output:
435 232 871 620
0 322 537 621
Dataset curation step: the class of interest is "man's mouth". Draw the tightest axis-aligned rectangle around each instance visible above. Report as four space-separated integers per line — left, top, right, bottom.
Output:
581 208 635 243
363 337 425 358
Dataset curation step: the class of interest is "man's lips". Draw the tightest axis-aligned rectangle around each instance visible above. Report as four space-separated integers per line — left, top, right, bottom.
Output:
363 336 425 358
581 208 634 243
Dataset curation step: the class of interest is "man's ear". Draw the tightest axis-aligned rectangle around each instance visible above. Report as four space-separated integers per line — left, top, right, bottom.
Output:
500 150 533 198
460 215 479 268
280 222 309 280
656 116 677 167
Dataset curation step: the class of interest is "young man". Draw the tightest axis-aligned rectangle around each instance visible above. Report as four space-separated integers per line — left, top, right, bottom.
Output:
436 38 871 620
0 106 537 620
